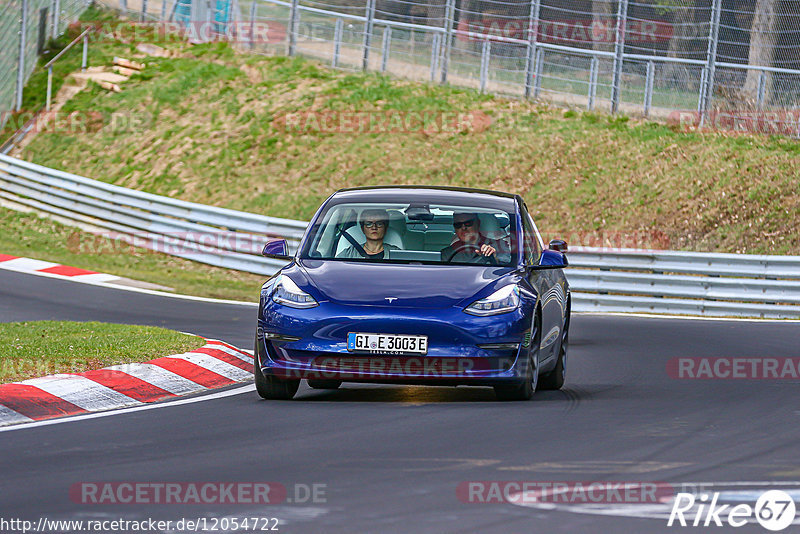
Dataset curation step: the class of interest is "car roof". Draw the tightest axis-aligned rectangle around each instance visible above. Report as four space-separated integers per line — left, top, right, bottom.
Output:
337 185 518 200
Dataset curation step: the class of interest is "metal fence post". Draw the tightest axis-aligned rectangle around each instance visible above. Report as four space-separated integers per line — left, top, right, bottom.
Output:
81 31 88 70
533 47 543 98
362 0 375 71
380 26 391 73
161 0 167 21
439 0 455 84
52 0 60 38
588 56 598 110
46 65 53 111
430 33 440 82
332 17 342 67
288 0 299 55
611 0 628 113
249 0 256 49
697 67 707 113
644 60 654 116
16 0 28 112
120 0 127 14
699 0 721 127
524 0 541 99
756 70 766 108
141 0 148 21
479 38 490 93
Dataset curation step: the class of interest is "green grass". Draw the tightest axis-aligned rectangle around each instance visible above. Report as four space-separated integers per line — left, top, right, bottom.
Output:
0 207 265 301
0 321 205 382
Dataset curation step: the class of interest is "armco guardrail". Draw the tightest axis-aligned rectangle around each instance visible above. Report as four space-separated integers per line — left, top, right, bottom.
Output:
1 153 799 318
0 154 305 274
567 247 800 319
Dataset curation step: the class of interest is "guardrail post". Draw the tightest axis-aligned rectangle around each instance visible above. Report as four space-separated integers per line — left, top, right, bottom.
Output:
643 60 654 116
288 0 299 55
533 47 543 98
611 0 628 113
756 70 766 108
140 0 148 21
380 26 391 73
440 0 455 84
16 0 28 112
479 38 490 93
429 33 440 82
588 56 598 110
699 0 721 127
362 0 376 70
249 0 256 49
332 18 342 67
523 0 540 99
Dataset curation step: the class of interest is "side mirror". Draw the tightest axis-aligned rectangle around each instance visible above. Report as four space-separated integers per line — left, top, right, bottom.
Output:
548 239 568 253
538 249 568 268
262 239 291 260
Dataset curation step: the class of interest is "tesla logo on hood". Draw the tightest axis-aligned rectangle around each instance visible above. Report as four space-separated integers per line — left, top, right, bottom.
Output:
385 297 398 303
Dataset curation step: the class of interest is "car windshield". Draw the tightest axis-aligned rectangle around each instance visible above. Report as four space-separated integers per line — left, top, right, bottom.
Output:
300 202 518 266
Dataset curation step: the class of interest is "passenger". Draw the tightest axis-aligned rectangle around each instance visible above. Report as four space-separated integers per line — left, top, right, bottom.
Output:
441 212 509 264
337 208 399 260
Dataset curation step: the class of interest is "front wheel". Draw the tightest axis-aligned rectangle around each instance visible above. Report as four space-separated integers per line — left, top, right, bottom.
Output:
254 340 299 400
540 309 568 391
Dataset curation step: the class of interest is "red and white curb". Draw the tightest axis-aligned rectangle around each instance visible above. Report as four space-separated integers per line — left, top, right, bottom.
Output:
0 253 121 283
0 338 254 427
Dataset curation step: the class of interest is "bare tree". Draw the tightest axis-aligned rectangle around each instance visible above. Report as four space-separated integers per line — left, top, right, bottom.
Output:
742 0 779 101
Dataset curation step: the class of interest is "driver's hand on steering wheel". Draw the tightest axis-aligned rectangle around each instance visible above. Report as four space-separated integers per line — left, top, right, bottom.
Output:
479 243 496 257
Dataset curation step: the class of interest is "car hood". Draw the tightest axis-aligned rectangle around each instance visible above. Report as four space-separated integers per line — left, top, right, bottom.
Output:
293 260 516 308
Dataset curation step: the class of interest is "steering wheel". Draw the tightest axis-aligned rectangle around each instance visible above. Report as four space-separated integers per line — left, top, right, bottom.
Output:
446 243 498 265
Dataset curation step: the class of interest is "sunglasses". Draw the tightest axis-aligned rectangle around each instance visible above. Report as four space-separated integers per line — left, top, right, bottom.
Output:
362 220 387 229
453 219 477 230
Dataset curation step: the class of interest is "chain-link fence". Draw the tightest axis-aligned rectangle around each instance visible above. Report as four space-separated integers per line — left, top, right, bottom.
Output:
0 0 92 130
46 0 800 136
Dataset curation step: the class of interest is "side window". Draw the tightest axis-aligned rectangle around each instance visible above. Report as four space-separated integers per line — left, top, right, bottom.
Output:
520 207 540 265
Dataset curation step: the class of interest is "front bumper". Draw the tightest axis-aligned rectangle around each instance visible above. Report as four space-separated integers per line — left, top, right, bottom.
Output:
256 301 533 386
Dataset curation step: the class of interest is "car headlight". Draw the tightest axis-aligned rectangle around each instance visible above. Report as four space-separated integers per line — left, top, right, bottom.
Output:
465 285 520 316
271 274 318 309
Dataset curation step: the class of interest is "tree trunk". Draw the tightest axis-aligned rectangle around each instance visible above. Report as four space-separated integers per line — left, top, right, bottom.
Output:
742 0 778 100
661 3 699 90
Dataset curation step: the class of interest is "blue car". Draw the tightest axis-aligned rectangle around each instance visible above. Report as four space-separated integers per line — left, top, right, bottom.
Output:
255 186 570 401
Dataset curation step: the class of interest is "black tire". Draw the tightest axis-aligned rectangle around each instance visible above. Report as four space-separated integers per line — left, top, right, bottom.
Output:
540 303 569 391
254 339 299 400
307 379 342 389
494 313 541 401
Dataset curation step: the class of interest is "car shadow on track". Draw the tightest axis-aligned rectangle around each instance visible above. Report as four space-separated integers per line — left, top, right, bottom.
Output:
289 385 577 404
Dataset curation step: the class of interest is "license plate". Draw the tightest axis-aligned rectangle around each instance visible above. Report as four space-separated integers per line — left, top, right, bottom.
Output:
347 332 428 355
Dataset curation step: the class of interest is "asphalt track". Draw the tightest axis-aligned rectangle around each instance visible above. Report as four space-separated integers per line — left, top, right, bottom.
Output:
1 268 799 533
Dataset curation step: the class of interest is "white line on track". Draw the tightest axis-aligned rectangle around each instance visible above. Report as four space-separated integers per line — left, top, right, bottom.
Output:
0 384 256 433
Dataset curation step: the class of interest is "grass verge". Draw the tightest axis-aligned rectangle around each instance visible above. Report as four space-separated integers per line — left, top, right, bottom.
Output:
0 320 205 383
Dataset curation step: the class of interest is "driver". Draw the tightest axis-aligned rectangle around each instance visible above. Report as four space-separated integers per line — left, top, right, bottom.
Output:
337 208 399 260
441 212 505 264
